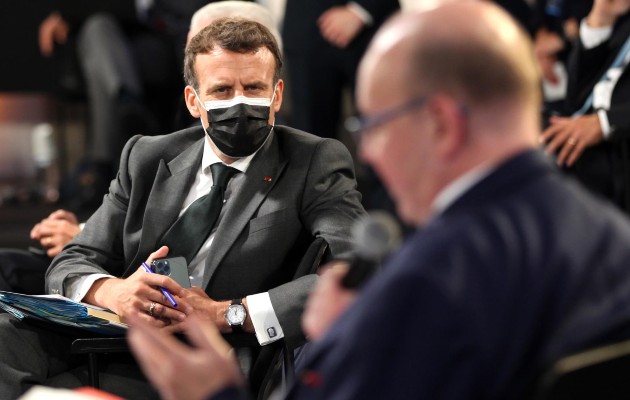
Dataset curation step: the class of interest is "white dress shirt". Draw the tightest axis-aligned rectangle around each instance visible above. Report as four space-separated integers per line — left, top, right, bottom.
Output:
431 163 494 219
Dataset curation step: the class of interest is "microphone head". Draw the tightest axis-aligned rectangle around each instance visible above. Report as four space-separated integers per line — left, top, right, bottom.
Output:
352 211 402 262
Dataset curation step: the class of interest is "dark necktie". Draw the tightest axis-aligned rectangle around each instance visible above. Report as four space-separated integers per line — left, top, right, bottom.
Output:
161 163 238 264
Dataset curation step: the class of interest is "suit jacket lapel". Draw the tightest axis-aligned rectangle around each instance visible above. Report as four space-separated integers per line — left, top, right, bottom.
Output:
201 131 288 288
130 139 203 268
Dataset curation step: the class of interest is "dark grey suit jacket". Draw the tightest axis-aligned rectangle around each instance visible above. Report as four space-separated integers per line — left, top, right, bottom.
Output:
46 125 365 345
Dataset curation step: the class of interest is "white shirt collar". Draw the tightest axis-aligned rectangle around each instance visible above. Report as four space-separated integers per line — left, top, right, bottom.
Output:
201 136 257 174
431 163 494 217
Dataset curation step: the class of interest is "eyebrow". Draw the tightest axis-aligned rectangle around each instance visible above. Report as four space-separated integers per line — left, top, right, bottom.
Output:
243 80 269 89
204 80 270 95
205 83 230 95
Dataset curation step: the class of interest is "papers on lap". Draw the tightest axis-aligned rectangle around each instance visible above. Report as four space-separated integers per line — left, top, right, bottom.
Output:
0 291 127 335
19 386 125 399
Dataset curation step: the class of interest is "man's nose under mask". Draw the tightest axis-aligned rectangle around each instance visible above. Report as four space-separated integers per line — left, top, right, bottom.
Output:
197 93 275 158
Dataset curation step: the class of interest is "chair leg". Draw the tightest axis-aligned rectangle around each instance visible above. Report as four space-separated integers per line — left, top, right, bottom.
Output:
87 353 99 388
283 343 295 387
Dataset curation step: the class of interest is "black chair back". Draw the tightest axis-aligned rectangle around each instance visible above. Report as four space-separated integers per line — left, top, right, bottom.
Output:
532 339 630 400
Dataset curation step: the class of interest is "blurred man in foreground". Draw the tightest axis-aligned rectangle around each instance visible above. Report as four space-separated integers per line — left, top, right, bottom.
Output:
129 2 630 399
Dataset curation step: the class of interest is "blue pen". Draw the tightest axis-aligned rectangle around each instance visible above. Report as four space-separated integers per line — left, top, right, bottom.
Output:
141 262 178 307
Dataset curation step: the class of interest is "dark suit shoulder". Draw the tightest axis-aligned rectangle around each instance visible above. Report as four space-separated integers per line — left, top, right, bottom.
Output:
273 125 350 159
273 125 324 144
418 162 630 302
271 126 357 183
127 126 204 163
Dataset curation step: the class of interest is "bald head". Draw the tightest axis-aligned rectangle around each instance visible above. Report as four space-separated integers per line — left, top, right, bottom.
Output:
359 1 540 115
357 2 542 225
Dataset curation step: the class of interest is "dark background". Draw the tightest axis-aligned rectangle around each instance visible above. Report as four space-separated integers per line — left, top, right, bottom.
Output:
0 1 77 251
0 1 64 93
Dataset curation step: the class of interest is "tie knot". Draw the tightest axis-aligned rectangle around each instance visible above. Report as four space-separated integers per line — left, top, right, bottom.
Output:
210 163 238 189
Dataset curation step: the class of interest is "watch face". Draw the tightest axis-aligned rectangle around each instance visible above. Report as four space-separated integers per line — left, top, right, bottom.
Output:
226 304 246 325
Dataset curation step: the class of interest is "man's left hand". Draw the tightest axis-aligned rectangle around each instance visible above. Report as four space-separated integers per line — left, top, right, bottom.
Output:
170 288 254 334
168 287 231 333
318 6 365 48
540 114 603 167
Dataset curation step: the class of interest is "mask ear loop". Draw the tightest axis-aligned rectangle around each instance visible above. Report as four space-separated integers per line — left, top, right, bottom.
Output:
192 88 206 110
192 88 212 132
270 82 279 127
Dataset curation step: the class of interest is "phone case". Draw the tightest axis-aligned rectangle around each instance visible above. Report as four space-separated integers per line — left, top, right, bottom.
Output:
151 256 191 288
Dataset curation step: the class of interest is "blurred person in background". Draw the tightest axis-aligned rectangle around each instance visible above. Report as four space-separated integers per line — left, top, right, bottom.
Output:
540 0 630 214
38 0 218 212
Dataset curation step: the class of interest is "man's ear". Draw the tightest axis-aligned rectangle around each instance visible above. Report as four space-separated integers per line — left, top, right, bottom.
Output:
272 79 284 113
429 95 467 160
184 85 201 118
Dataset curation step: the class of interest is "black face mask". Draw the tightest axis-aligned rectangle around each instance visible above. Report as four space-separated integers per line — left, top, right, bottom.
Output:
204 102 274 158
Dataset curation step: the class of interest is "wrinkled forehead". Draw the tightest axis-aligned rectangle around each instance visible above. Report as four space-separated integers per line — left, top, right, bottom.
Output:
195 47 276 83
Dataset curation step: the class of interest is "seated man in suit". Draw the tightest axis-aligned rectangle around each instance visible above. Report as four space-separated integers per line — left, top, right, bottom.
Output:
129 3 630 399
0 17 364 399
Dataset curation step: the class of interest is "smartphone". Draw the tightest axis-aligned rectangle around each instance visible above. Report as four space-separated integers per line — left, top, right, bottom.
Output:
150 256 191 288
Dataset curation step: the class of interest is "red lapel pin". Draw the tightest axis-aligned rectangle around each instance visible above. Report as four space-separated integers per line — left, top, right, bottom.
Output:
263 176 272 182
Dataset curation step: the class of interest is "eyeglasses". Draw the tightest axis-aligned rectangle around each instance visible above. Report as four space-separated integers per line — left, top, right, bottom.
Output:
345 95 428 142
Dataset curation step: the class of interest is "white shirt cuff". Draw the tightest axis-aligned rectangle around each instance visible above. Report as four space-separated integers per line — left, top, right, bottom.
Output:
580 19 613 49
246 292 284 346
64 274 116 302
597 109 612 139
348 2 372 26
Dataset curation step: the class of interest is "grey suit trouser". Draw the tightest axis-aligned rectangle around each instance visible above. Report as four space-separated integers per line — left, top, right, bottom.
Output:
0 314 158 399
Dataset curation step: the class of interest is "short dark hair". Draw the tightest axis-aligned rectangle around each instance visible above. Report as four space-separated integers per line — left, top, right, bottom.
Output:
184 17 283 90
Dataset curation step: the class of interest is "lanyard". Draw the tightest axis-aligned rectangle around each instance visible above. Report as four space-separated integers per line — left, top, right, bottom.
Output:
574 32 630 116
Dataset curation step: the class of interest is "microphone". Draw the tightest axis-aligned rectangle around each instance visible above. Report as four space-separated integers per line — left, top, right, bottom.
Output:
341 211 402 289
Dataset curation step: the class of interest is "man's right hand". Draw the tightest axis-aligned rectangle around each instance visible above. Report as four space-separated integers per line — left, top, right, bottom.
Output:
587 0 630 28
38 12 69 57
83 246 192 327
30 209 81 257
318 5 365 48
